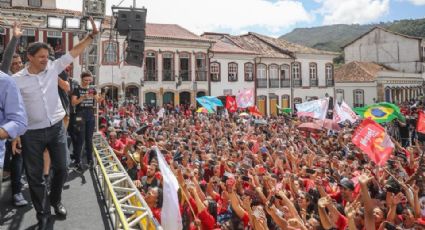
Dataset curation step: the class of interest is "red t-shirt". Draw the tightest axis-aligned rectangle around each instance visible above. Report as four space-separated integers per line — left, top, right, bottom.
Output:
335 213 348 230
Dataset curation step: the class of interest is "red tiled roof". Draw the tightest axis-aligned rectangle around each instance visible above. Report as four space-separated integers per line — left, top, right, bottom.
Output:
145 23 212 42
210 40 257 55
229 34 293 58
249 32 338 55
342 27 423 48
1 6 82 16
334 61 395 82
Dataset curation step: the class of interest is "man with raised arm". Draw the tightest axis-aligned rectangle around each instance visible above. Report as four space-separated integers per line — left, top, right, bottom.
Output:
12 17 99 230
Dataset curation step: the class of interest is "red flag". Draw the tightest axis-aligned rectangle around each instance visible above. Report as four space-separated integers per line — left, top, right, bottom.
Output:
417 111 425 134
226 96 238 113
248 106 263 117
352 118 394 166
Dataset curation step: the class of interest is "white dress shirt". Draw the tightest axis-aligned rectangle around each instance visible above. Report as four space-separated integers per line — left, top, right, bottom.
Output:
13 53 74 130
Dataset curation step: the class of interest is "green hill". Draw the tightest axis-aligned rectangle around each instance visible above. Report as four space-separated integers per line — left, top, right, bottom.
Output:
280 18 425 52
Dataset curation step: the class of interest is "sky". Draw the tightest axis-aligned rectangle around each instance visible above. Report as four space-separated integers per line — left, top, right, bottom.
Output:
57 0 425 37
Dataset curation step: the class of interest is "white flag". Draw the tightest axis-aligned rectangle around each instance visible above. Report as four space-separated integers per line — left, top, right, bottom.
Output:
154 147 183 230
333 101 358 124
296 98 329 120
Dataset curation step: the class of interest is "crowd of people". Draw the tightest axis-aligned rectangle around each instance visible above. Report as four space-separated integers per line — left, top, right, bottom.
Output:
2 18 425 230
95 97 425 230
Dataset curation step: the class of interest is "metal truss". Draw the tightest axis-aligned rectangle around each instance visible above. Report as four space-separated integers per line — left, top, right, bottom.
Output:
92 134 161 230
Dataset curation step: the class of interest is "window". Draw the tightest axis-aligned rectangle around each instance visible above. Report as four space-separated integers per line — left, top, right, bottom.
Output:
336 89 344 102
326 63 334 86
0 0 11 4
210 62 220 81
309 63 318 87
28 0 41 7
195 52 206 81
269 64 279 88
292 62 301 79
294 97 302 104
162 52 174 81
244 62 254 81
145 51 157 81
353 89 364 107
102 41 119 65
292 62 301 87
280 64 290 88
257 64 267 88
179 52 191 81
422 46 425 62
228 62 238 81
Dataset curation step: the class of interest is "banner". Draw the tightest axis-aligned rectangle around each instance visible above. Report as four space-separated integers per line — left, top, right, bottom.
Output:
248 106 263 117
276 104 292 114
196 96 223 112
333 101 358 124
226 96 238 113
295 98 329 120
236 89 254 108
352 118 394 166
417 111 425 134
154 147 183 230
353 102 405 123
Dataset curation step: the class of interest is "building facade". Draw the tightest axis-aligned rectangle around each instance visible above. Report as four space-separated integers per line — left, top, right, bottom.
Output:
344 27 425 75
337 27 424 108
335 62 423 107
1 1 338 115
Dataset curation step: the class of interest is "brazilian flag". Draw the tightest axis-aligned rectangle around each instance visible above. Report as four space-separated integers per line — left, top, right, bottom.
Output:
353 102 405 123
276 104 292 114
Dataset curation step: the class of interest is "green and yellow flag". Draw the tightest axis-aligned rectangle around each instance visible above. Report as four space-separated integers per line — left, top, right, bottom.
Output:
353 102 405 123
276 104 292 114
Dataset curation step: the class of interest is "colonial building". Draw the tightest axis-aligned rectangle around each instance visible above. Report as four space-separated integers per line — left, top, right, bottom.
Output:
344 27 425 75
0 0 80 64
203 32 337 115
336 27 424 108
334 61 423 107
1 1 339 115
73 23 213 107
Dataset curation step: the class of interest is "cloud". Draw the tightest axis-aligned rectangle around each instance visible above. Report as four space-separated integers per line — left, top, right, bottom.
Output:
314 0 390 25
57 0 312 36
407 0 425 5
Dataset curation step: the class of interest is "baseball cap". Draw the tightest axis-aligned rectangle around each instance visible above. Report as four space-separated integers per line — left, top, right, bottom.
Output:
338 178 355 191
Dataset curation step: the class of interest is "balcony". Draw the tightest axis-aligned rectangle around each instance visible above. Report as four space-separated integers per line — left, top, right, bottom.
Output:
326 79 334 87
145 70 157 81
310 79 318 87
280 79 290 88
293 79 302 88
179 70 191 81
196 70 207 81
162 70 174 81
257 79 267 88
269 79 279 88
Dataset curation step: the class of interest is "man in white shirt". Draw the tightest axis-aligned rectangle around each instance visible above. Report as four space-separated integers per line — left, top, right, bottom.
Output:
12 17 99 230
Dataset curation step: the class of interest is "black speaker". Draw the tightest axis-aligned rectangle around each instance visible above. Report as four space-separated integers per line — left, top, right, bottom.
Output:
115 9 147 35
125 51 144 67
127 40 145 53
128 30 145 42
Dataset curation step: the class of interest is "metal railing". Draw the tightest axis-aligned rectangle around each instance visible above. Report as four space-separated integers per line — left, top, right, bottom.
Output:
269 79 279 88
293 79 302 88
92 134 161 230
144 70 158 81
310 79 318 87
280 79 290 88
162 70 174 81
257 79 267 88
326 79 334 87
179 70 191 81
195 70 207 81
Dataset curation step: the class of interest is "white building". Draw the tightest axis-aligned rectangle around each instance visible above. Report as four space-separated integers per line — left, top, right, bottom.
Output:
344 27 425 75
335 61 423 107
336 27 424 108
205 32 337 115
0 0 79 64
